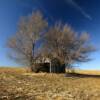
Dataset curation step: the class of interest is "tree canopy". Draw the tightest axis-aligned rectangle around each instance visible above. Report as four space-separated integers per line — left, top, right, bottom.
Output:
7 11 95 72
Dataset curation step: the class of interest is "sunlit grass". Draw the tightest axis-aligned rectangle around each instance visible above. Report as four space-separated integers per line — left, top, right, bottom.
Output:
0 67 100 100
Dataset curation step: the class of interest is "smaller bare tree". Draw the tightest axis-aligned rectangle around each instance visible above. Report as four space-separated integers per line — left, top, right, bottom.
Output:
43 22 95 72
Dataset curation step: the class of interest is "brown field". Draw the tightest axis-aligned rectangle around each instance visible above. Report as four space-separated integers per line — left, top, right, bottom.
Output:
0 67 100 100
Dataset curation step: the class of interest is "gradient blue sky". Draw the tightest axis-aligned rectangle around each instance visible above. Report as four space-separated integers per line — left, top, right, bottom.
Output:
0 0 100 69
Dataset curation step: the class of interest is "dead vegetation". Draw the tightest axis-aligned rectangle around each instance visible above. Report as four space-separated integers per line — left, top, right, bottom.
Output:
0 68 100 100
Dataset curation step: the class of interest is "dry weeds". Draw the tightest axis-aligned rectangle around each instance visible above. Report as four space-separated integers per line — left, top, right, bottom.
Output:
0 68 100 100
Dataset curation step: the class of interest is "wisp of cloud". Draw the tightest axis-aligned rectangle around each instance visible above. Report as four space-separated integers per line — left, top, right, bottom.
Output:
65 0 92 20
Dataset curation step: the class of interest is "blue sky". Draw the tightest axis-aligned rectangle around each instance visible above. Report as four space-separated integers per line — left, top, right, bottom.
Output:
0 0 100 69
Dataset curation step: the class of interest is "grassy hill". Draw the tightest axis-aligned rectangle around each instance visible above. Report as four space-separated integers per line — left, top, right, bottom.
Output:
0 67 100 100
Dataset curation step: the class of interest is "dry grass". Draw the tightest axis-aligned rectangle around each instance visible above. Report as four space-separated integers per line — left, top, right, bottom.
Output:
76 69 100 75
0 68 100 100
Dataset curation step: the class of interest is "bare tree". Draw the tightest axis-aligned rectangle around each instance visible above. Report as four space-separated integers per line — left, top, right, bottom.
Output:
7 11 48 71
43 22 95 71
7 11 95 73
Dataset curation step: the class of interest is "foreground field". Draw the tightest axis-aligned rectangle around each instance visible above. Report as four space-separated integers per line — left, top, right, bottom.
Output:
0 68 100 100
